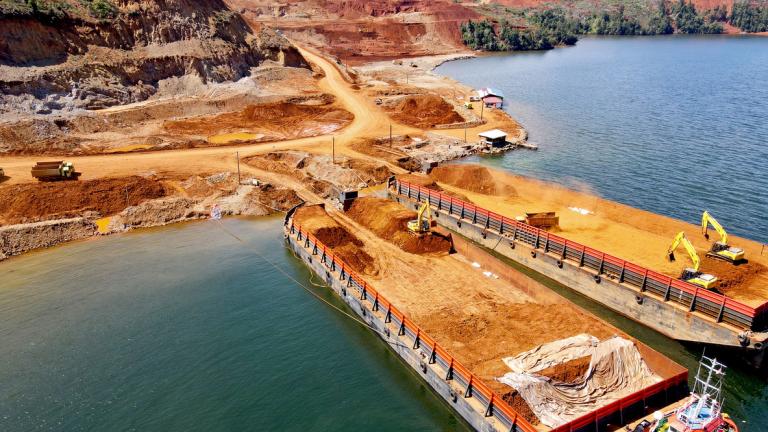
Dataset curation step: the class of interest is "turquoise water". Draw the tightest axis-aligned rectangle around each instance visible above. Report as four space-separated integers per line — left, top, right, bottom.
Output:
436 35 768 244
0 218 469 431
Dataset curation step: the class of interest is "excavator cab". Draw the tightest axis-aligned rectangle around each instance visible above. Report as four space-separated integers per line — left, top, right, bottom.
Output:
667 231 718 290
407 201 432 236
701 211 745 263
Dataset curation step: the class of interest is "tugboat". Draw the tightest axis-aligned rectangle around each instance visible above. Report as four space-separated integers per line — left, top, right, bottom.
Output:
628 356 739 432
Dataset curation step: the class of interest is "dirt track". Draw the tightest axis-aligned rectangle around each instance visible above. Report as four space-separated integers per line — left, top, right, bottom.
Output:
0 45 418 186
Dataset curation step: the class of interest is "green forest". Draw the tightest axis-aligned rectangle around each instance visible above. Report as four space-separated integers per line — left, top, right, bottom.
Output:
461 0 768 52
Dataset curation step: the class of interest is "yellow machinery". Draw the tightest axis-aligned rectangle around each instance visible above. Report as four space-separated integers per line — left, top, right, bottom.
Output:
407 201 432 236
701 211 745 263
667 231 718 289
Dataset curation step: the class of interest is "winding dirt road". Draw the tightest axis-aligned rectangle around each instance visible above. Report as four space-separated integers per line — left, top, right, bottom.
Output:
0 46 418 184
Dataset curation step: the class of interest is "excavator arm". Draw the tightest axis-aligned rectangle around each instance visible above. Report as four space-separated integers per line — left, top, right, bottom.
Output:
667 231 701 272
417 201 430 228
701 211 727 244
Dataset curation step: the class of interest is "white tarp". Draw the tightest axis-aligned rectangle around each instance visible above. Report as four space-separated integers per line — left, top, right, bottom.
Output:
498 334 661 428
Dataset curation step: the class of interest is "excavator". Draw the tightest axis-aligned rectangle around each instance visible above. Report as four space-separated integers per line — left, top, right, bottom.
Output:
667 231 719 290
701 211 745 263
407 200 432 236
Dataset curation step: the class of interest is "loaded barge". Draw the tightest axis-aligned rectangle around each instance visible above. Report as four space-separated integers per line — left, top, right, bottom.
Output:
388 178 768 367
284 202 689 432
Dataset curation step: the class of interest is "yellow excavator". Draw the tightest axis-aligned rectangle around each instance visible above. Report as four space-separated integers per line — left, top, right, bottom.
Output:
667 231 719 289
407 201 432 236
701 211 745 263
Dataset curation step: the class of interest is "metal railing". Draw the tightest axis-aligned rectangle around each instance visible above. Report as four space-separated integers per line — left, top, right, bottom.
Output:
393 180 767 332
287 219 688 432
288 221 537 432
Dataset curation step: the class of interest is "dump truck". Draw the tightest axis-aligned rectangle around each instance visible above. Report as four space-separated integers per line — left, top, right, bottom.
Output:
31 161 78 181
520 211 559 229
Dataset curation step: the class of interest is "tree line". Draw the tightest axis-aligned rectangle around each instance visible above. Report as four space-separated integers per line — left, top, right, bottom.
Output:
460 0 767 52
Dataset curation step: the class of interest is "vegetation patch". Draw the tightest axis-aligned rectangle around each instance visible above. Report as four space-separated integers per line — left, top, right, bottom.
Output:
460 0 739 52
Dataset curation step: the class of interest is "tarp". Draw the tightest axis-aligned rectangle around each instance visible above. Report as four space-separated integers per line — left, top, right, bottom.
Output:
498 334 662 428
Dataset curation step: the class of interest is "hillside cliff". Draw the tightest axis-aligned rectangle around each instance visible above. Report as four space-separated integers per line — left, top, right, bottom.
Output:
0 0 307 112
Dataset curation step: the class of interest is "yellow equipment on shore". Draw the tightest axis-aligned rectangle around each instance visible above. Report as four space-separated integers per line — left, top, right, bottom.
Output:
667 231 718 289
701 211 745 263
407 201 432 236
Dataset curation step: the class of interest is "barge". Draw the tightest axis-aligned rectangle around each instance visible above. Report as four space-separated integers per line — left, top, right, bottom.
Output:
284 203 689 432
388 178 768 367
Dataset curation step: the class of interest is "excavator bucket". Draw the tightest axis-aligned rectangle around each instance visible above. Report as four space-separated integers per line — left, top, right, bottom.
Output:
667 251 676 262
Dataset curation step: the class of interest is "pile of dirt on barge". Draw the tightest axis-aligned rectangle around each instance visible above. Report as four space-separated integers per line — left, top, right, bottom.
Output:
285 200 688 431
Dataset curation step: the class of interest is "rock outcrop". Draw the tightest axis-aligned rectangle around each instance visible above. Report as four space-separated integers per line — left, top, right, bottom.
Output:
0 0 307 112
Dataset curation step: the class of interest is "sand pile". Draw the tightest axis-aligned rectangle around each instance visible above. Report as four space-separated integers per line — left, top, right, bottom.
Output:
387 94 464 129
429 164 509 195
701 256 766 295
346 197 452 255
396 173 472 203
163 101 353 140
0 176 168 225
293 205 378 275
537 356 593 384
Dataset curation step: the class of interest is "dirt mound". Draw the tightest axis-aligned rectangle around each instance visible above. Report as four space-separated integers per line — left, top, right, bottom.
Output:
163 101 353 141
396 173 473 203
293 205 378 275
0 176 168 225
501 390 540 425
254 184 302 212
701 257 766 295
246 151 393 198
429 164 510 196
537 356 592 384
346 197 452 255
387 94 464 129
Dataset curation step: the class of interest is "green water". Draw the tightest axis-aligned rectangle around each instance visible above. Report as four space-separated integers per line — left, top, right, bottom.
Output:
0 217 470 431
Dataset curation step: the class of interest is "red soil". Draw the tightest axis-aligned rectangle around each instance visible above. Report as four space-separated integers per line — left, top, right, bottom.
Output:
387 94 464 129
346 197 452 255
0 176 168 225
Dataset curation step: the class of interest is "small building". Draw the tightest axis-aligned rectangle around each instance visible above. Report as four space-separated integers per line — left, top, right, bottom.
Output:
478 129 508 147
474 87 504 108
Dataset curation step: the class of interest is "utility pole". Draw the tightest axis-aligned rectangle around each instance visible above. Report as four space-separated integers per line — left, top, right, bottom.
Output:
389 124 393 147
464 126 467 143
236 151 241 185
480 103 484 121
332 136 335 164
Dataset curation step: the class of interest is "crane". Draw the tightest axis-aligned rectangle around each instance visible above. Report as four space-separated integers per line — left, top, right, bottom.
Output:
701 211 745 263
667 231 718 289
407 200 432 236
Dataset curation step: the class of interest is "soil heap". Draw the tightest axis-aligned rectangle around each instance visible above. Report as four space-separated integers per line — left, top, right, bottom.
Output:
345 197 452 255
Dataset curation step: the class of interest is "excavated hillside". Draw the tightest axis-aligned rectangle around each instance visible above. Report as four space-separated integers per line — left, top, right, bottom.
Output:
0 0 307 113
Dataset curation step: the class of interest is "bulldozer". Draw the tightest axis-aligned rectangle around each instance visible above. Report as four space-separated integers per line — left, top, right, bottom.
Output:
407 201 432 236
701 211 745 263
667 231 718 289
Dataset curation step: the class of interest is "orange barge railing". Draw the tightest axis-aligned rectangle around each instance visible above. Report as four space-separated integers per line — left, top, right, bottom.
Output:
286 218 688 432
393 179 768 332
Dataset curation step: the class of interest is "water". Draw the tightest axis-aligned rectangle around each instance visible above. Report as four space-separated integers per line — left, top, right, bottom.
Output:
436 35 768 430
0 218 469 432
436 35 768 244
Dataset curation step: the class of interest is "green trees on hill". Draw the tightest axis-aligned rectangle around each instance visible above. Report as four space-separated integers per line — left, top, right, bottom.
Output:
460 0 729 52
460 9 579 52
670 0 723 33
730 1 768 32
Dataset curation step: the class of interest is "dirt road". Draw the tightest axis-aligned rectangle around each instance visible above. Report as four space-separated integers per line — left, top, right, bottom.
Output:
0 45 417 185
